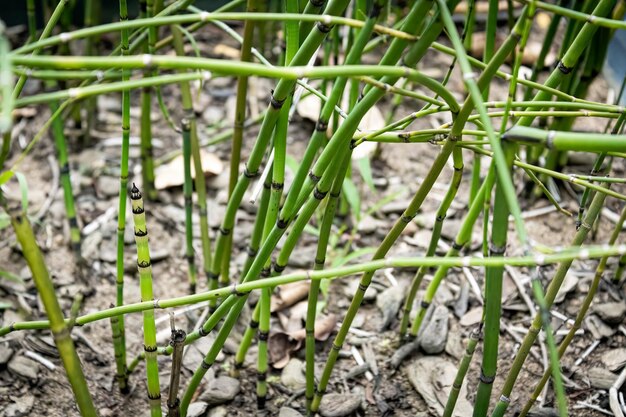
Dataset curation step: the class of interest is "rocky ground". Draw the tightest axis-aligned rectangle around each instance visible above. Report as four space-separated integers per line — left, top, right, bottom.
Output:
1 17 626 417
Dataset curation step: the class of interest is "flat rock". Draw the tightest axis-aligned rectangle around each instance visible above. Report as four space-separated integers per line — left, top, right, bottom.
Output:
554 272 578 303
281 358 307 391
419 305 449 354
586 367 616 389
8 355 39 381
199 375 240 405
207 406 228 417
279 407 304 417
95 175 120 198
376 283 407 330
406 356 472 417
460 307 482 327
319 393 362 417
586 314 615 339
186 402 208 417
0 343 14 366
593 302 626 324
602 348 626 372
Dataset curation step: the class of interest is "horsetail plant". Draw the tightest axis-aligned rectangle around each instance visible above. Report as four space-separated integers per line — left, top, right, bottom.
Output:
130 184 161 416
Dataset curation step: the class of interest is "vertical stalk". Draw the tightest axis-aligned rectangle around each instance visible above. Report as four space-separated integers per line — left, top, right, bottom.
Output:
167 327 186 417
490 190 608 417
49 100 82 256
181 118 197 292
26 0 37 42
172 25 212 294
221 0 258 287
444 325 482 417
109 307 129 393
472 144 513 417
112 0 131 394
5 199 97 416
130 185 161 416
139 0 156 200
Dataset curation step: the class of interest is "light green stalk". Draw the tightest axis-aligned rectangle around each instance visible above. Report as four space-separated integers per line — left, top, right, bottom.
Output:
5 198 97 416
444 326 482 417
130 185 161 416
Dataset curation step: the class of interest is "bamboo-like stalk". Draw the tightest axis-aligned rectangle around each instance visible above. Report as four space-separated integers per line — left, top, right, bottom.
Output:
167 327 186 417
171 25 212 296
49 100 82 256
112 0 131 394
220 0 258 289
130 184 161 416
181 117 197 292
3 198 97 416
444 325 482 417
490 190 608 417
3 243 626 338
472 143 513 417
519 205 626 416
139 0 156 201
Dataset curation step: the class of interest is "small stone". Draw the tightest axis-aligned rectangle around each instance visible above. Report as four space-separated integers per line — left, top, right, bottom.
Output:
95 176 120 198
601 348 626 371
376 283 406 330
586 367 617 389
419 305 449 354
554 272 578 303
526 407 559 417
281 358 307 391
8 356 40 381
4 393 34 417
0 343 14 366
586 314 615 339
207 406 228 417
99 239 117 263
593 302 626 324
186 402 208 417
202 106 224 125
445 325 464 360
199 375 240 405
319 393 362 417
358 216 383 234
460 307 482 327
279 407 304 417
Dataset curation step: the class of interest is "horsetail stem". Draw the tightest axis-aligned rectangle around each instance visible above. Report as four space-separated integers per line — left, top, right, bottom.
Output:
109 306 129 393
181 117 197 292
444 325 482 417
130 184 161 416
490 190 608 417
167 326 186 417
4 197 97 416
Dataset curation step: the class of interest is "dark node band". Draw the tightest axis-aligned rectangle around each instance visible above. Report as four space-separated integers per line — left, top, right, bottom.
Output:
257 396 266 409
148 393 161 400
315 257 325 265
314 188 328 200
489 243 506 255
316 21 332 33
199 207 207 216
244 167 259 178
270 92 286 109
134 229 148 237
420 300 430 309
186 254 195 263
198 327 208 337
315 387 326 395
349 139 356 150
258 331 269 341
137 260 151 268
60 163 70 175
309 171 321 182
274 263 286 273
247 246 258 257
358 283 368 292
250 319 259 329
305 328 315 336
207 271 219 280
452 241 464 251
310 0 325 7
330 191 341 198
401 214 414 223
201 360 212 369
234 361 244 369
220 227 231 236
480 371 495 384
331 343 342 351
184 196 192 205
132 206 145 215
316 120 329 131
436 214 446 222
261 268 271 277
257 371 267 380
231 284 247 297
271 182 284 190
263 182 271 189
557 60 573 74
277 218 289 229
69 217 79 228
144 345 157 352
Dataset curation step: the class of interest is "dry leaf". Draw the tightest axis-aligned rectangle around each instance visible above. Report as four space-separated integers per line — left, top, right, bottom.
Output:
213 44 240 59
154 150 223 190
271 281 310 312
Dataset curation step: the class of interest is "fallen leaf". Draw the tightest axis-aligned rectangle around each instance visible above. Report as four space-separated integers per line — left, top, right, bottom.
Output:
155 150 223 190
271 281 310 312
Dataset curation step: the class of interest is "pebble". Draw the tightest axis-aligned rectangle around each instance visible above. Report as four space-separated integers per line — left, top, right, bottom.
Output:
99 239 117 263
445 324 465 360
376 284 407 330
318 393 362 417
0 343 14 366
4 394 34 417
95 176 120 198
419 305 449 354
586 367 616 389
8 356 40 381
186 402 208 417
281 358 307 391
279 407 304 417
460 307 482 327
585 314 615 339
601 348 626 371
199 375 240 405
207 406 228 417
593 302 626 324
